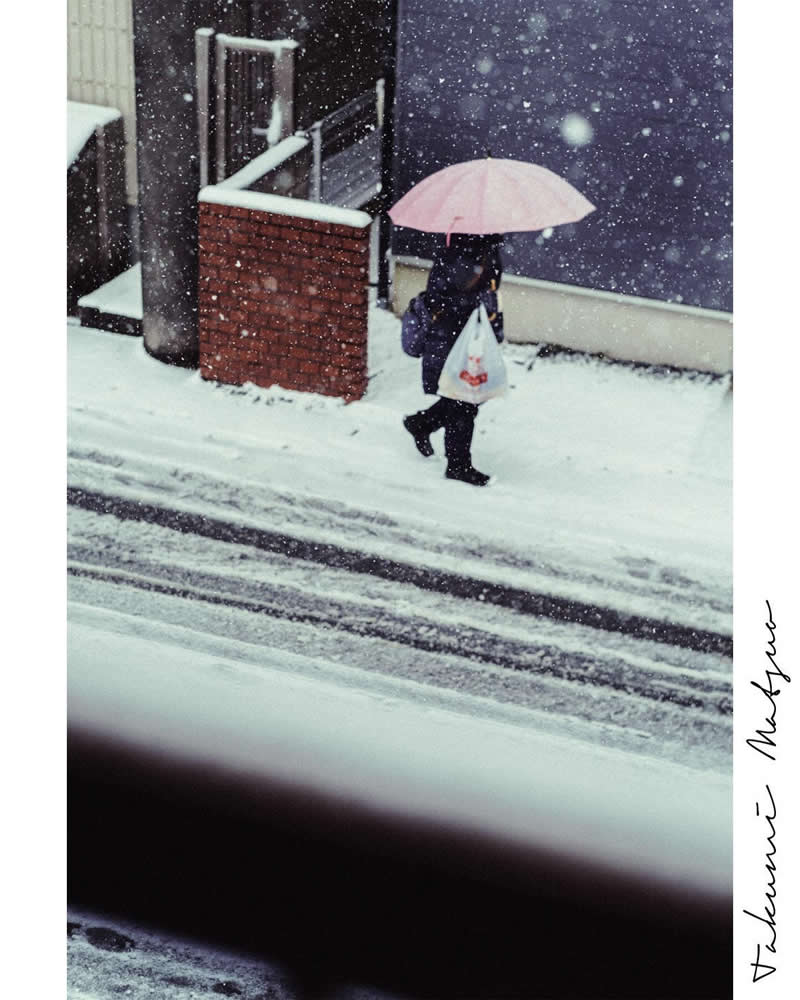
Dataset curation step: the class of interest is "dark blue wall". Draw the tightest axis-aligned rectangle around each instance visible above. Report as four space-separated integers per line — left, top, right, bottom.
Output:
393 0 732 311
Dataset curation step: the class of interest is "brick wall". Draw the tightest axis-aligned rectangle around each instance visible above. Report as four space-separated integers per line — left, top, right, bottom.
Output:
197 194 371 401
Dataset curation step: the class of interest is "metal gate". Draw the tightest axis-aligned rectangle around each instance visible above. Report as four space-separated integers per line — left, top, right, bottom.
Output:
195 30 298 186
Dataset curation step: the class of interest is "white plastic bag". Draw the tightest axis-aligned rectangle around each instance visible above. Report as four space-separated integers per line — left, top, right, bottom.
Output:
437 303 508 404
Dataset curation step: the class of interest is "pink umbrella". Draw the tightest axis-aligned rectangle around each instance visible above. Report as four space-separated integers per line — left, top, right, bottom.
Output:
388 156 595 238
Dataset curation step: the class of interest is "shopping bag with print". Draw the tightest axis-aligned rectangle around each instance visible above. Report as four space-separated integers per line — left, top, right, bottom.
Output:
437 303 508 404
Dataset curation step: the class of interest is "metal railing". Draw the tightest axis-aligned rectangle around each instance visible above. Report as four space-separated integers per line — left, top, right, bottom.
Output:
195 29 298 187
195 32 382 214
307 80 384 209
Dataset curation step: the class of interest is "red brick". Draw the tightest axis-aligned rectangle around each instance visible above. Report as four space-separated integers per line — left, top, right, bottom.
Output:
217 268 241 283
330 249 366 267
319 234 343 249
203 254 229 271
199 222 229 238
339 346 367 363
282 214 311 232
210 318 237 335
198 241 224 256
237 351 260 365
257 223 284 239
289 241 316 258
350 330 370 345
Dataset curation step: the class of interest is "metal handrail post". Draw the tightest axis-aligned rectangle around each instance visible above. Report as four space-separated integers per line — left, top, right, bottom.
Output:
195 28 214 189
214 34 228 182
310 121 322 202
95 124 111 283
377 1 399 308
272 43 296 142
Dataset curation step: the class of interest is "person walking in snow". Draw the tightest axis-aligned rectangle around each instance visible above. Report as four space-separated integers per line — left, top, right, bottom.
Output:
402 232 504 487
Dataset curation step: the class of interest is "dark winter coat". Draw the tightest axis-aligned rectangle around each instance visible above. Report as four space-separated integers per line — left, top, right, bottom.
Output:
420 234 505 395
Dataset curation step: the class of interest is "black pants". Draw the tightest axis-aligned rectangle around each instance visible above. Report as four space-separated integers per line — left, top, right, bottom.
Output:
410 397 479 471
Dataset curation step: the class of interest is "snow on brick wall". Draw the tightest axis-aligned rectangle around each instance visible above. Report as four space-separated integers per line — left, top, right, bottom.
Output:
197 202 369 401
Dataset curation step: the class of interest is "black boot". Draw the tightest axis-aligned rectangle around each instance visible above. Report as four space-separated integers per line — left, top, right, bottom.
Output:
445 464 491 487
403 414 434 457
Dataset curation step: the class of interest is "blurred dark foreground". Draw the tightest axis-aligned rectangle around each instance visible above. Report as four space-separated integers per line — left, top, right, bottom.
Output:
69 731 731 1000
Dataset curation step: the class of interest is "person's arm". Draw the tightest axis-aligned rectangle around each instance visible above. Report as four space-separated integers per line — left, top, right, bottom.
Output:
481 279 504 343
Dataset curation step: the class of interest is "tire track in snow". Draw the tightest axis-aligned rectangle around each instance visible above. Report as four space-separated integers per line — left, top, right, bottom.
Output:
68 485 732 658
66 555 730 715
67 442 732 628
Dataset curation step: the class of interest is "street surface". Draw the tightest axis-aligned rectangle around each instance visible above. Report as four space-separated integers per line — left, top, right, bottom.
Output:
68 487 731 774
67 318 733 998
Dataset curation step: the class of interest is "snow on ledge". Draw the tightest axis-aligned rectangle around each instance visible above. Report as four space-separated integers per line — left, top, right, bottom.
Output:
68 101 122 168
216 134 309 192
215 34 299 54
78 263 143 320
199 185 372 230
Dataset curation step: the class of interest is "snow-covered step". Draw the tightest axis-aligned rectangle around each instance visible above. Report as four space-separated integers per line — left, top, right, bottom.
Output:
78 263 143 337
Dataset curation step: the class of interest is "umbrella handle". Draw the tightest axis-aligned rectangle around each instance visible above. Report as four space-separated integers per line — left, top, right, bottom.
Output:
445 216 464 247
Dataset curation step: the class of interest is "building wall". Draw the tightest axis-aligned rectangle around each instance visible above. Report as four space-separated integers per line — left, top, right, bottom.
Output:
393 0 732 313
393 257 732 374
67 0 138 205
197 191 370 400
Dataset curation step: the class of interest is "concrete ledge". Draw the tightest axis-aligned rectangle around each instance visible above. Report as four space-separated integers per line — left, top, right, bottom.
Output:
393 257 733 374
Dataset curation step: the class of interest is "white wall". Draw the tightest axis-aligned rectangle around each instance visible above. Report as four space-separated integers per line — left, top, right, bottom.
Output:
67 0 138 204
393 257 733 374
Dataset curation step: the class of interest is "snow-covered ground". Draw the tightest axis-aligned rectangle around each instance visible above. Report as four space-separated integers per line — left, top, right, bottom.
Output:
67 906 407 1000
70 608 730 897
68 307 732 633
67 310 732 941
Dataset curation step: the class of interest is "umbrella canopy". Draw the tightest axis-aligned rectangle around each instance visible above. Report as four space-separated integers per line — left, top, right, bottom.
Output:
388 157 595 236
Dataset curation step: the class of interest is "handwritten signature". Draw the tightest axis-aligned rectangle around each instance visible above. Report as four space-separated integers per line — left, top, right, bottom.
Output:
743 785 778 982
745 601 791 762
743 602 792 983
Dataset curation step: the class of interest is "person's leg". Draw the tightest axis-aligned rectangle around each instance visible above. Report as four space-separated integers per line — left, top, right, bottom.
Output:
443 399 477 470
403 397 450 456
443 400 490 486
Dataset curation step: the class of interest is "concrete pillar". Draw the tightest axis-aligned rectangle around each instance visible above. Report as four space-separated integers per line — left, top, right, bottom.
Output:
131 2 246 365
